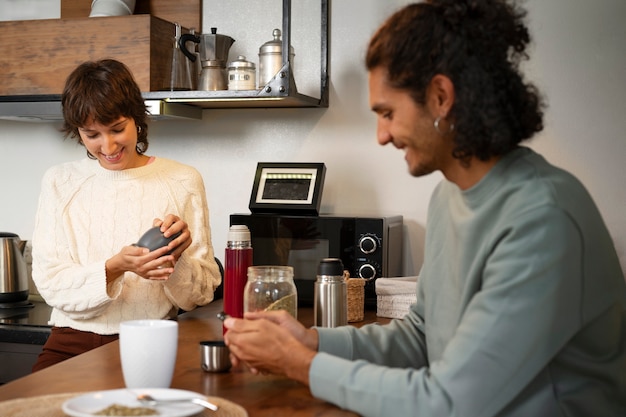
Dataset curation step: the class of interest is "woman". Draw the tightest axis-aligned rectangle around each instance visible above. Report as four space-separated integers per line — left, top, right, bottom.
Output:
31 59 221 371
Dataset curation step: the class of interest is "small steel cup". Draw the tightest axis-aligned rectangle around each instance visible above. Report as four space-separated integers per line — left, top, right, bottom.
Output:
200 341 231 372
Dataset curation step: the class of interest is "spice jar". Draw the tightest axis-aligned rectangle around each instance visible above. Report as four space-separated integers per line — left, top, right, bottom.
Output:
244 266 297 318
227 55 256 90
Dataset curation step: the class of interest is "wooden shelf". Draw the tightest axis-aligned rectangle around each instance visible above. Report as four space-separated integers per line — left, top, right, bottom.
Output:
0 15 177 96
0 0 329 120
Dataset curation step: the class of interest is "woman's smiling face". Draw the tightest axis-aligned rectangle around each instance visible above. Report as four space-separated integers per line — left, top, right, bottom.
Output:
78 117 146 170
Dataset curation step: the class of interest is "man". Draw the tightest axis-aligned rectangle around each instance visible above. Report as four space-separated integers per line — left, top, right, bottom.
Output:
224 1 626 416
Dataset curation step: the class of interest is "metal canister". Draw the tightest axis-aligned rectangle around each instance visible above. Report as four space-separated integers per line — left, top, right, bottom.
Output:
227 55 256 90
258 28 295 87
314 258 347 328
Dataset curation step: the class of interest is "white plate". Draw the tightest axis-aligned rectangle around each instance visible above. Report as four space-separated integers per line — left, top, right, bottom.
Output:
62 388 205 417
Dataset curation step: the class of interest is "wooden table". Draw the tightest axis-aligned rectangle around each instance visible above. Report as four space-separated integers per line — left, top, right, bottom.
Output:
0 300 390 416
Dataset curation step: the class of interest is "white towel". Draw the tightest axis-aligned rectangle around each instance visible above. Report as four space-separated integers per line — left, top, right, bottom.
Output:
375 276 418 295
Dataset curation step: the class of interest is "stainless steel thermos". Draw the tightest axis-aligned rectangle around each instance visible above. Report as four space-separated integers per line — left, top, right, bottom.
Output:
314 258 347 327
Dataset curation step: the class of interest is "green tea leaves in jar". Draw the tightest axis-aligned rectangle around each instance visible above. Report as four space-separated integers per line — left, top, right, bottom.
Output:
244 266 297 318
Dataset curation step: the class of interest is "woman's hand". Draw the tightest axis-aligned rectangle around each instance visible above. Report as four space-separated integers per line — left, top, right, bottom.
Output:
223 310 319 384
106 245 175 282
154 214 192 262
105 214 191 283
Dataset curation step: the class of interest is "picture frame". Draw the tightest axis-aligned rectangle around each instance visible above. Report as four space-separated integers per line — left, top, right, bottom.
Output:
249 162 326 215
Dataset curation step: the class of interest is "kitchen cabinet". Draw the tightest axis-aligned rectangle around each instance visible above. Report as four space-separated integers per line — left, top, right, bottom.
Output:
0 301 52 384
0 0 329 121
0 15 176 96
0 342 43 384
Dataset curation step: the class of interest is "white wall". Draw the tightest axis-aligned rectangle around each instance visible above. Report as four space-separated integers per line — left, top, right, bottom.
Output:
0 0 624 277
0 0 59 20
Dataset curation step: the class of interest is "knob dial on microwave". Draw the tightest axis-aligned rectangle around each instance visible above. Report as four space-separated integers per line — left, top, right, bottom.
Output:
358 234 379 254
358 263 377 281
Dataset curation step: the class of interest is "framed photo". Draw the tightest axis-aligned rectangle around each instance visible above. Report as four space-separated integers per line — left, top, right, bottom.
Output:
249 162 326 215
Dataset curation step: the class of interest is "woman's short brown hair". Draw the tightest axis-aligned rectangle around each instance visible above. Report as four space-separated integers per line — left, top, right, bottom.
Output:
61 59 149 156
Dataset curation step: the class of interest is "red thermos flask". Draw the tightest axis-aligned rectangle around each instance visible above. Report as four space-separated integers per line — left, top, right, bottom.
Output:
223 225 253 324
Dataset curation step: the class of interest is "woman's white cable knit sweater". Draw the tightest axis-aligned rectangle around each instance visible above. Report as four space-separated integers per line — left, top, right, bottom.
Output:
32 157 221 335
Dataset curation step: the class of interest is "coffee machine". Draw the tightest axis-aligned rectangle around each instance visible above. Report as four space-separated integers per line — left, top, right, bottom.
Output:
179 27 235 91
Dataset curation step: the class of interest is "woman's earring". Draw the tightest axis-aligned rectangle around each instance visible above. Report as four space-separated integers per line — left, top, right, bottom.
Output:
137 126 142 134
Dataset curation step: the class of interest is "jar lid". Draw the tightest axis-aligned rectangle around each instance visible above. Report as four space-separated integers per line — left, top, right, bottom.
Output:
228 225 250 242
228 55 255 70
317 258 344 276
247 265 294 281
259 28 294 55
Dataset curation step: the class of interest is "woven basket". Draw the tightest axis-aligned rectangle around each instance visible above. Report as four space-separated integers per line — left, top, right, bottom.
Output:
374 276 418 319
347 277 365 322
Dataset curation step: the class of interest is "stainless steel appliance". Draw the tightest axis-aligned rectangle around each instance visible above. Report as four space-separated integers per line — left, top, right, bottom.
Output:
229 213 403 309
0 233 29 304
179 27 235 91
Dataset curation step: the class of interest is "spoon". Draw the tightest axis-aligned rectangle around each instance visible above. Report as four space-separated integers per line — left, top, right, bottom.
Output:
136 393 219 411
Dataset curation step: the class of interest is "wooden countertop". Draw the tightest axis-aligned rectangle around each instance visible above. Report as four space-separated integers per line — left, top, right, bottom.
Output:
0 300 390 416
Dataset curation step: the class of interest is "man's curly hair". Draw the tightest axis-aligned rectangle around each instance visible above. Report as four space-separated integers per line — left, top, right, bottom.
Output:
366 0 545 163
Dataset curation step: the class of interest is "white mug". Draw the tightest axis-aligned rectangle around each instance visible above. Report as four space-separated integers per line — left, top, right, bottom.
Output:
90 0 136 17
119 319 178 388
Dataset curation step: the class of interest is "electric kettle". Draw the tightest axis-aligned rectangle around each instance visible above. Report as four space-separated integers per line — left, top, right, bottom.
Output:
0 232 29 303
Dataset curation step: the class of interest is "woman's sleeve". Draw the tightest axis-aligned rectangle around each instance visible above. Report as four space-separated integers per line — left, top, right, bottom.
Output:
31 168 113 320
162 168 221 311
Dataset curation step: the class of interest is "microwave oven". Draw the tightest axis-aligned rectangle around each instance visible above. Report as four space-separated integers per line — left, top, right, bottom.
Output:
229 213 403 309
